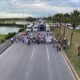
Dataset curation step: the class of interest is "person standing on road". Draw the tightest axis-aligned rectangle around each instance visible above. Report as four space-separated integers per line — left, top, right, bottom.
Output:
25 36 28 44
10 38 14 43
21 36 25 43
56 39 61 52
28 37 30 45
53 38 56 48
55 39 59 51
77 45 80 56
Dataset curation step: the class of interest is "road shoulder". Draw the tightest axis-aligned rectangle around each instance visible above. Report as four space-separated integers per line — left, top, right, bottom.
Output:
61 50 80 80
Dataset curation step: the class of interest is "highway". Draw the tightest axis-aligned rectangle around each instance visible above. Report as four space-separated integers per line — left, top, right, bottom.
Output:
0 41 75 80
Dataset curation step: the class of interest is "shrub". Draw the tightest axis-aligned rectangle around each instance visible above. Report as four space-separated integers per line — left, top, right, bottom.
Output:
5 32 16 40
18 28 24 32
0 39 5 43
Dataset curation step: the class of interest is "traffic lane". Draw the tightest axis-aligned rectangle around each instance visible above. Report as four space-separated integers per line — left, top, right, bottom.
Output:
0 42 35 80
24 44 49 80
47 44 75 80
0 42 75 80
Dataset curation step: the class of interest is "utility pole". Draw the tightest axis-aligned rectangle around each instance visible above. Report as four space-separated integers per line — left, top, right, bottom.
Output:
23 12 25 31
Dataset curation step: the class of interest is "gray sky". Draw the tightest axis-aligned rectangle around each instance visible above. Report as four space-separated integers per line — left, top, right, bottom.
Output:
0 0 80 18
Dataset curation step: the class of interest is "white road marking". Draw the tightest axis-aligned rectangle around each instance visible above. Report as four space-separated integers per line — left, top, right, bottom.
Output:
31 48 35 60
46 46 50 61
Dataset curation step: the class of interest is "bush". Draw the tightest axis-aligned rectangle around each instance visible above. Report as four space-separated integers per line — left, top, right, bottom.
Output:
0 39 5 43
5 32 16 40
18 28 24 32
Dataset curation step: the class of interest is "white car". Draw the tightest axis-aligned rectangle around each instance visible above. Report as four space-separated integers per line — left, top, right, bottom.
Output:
29 33 33 39
68 27 73 29
76 26 80 30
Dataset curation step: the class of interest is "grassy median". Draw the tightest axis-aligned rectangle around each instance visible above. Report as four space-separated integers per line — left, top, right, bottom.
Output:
53 27 80 77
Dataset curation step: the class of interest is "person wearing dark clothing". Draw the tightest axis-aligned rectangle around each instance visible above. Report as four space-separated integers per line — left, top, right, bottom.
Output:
56 39 61 52
28 38 30 45
77 45 80 56
36 37 40 44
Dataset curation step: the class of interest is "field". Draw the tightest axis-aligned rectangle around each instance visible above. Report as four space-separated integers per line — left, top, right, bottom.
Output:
0 34 7 39
53 27 80 77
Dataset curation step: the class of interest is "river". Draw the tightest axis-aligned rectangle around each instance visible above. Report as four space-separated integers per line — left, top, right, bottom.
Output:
0 26 20 34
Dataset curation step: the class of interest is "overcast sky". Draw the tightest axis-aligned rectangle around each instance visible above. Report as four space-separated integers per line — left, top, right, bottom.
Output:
0 0 80 18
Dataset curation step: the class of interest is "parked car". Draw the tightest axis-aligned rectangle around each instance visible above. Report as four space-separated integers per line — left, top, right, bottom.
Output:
76 26 80 30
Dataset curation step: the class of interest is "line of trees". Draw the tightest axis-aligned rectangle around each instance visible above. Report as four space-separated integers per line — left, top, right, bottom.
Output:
44 10 80 45
0 17 36 22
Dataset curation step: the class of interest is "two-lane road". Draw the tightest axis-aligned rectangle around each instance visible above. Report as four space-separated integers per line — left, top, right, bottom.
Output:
0 42 75 80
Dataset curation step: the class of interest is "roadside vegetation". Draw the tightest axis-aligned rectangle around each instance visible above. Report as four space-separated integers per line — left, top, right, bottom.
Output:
0 17 36 28
0 34 7 39
0 33 16 44
0 17 36 24
0 34 7 43
18 28 24 32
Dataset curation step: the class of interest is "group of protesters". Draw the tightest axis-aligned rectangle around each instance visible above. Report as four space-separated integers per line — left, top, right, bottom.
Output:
10 32 74 52
10 32 62 52
10 32 80 56
10 32 53 45
52 37 61 52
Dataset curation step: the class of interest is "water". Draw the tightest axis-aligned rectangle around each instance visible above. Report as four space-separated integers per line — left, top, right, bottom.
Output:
0 26 20 34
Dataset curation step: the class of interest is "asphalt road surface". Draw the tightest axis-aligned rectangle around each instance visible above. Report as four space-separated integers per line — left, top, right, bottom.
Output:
0 42 75 80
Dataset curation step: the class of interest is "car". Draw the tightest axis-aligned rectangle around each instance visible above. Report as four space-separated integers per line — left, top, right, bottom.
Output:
68 27 73 29
29 33 34 39
76 26 80 30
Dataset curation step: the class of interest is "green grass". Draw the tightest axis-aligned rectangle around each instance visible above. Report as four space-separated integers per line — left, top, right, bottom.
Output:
0 34 7 39
53 27 80 77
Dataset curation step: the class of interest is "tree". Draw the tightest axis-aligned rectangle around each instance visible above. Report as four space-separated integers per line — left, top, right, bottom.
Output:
26 17 36 22
53 13 63 35
62 13 70 39
70 10 80 45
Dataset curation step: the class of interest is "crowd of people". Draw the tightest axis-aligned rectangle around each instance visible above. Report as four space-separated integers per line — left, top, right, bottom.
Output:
10 32 53 44
10 32 64 52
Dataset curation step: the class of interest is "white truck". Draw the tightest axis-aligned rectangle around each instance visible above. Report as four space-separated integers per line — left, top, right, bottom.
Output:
33 24 38 31
26 23 33 31
46 24 50 32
